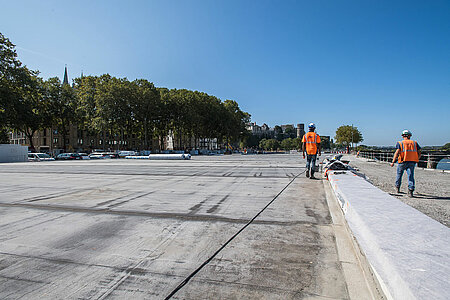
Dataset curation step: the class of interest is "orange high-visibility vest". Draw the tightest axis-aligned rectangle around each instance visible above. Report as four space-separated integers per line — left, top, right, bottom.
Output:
302 132 321 155
398 139 419 163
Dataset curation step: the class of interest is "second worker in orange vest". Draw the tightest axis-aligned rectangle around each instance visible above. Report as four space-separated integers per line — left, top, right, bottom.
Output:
390 129 421 197
302 123 321 179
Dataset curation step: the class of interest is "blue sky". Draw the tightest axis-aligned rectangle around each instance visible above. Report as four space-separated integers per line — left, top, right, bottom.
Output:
1 0 449 146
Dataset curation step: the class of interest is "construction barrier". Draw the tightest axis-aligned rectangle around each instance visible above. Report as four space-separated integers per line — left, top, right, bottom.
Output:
126 154 191 160
0 144 28 163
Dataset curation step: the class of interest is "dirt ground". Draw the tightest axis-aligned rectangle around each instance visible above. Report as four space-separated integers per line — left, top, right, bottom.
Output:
342 155 450 227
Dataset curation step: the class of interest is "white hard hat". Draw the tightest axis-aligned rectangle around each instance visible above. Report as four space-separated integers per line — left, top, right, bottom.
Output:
308 123 316 129
402 129 412 136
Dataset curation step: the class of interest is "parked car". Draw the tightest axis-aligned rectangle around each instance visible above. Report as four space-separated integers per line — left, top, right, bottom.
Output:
104 152 119 159
56 153 82 160
78 153 91 160
28 153 55 162
89 152 111 159
118 150 136 158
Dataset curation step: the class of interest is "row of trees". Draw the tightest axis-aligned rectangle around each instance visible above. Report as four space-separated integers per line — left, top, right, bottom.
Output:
0 33 250 151
255 126 361 151
259 138 301 151
258 136 333 151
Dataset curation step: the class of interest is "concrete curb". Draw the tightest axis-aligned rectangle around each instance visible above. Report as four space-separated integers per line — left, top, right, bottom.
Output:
323 180 385 300
328 171 450 300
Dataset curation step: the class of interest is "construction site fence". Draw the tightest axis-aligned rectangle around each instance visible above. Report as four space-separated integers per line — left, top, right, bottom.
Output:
357 151 450 169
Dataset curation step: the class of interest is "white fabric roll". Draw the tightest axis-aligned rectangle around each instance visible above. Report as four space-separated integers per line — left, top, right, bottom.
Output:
126 154 191 160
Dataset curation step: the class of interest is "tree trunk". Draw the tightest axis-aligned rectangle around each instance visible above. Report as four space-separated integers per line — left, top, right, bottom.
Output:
144 121 148 150
103 131 106 151
25 129 36 152
62 128 67 153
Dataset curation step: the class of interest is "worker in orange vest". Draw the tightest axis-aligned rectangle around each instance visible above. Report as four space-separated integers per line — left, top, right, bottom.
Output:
302 123 321 179
390 130 421 197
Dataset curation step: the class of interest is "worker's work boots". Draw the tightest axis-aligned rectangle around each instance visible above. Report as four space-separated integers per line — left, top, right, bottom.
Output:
306 170 309 178
396 186 401 193
408 190 414 197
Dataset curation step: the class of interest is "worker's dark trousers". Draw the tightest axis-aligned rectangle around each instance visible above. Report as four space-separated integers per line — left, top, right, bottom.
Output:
306 154 317 176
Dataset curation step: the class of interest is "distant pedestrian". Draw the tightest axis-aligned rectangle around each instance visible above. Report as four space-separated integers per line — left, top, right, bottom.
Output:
302 123 321 179
390 130 421 197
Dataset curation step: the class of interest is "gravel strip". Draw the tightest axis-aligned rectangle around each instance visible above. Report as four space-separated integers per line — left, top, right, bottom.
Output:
341 155 450 227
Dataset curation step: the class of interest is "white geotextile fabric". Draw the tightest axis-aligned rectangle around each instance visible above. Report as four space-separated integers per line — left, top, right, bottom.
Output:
126 154 191 160
328 171 450 300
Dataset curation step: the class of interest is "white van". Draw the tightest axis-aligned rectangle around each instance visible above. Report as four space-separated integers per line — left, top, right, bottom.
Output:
28 153 55 162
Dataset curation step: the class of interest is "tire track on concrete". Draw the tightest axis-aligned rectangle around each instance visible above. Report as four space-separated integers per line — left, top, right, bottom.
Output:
0 171 303 179
164 169 305 299
0 202 311 226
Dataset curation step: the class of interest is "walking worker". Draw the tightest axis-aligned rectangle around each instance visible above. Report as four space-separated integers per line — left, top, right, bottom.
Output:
390 130 421 197
302 123 321 179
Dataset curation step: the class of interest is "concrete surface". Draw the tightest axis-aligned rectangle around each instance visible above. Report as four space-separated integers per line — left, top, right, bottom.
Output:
344 155 450 227
328 171 450 300
0 154 379 299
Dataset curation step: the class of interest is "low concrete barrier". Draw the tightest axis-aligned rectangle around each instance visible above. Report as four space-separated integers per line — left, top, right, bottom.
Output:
126 154 191 160
328 171 450 300
0 144 27 163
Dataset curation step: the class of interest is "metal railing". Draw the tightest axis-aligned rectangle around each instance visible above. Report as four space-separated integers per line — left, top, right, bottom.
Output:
357 151 450 169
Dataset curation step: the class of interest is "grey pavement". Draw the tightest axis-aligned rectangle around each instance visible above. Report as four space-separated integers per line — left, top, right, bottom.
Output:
0 155 379 299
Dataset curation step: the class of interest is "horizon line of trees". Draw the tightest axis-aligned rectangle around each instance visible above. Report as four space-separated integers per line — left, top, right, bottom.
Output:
0 32 250 151
255 136 332 151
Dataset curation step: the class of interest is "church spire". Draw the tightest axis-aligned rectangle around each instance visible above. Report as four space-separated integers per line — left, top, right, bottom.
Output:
63 65 69 85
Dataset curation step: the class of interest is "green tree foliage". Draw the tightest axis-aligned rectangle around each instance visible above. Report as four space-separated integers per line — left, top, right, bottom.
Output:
259 138 266 149
1 32 48 149
129 79 160 149
0 128 8 143
73 75 99 135
335 125 363 148
356 145 369 151
280 138 293 150
277 137 301 150
0 32 20 126
244 134 260 148
73 77 250 151
441 143 450 151
259 138 279 151
44 77 79 151
274 125 283 140
223 99 250 145
1 32 250 151
284 125 296 139
320 136 331 150
292 137 301 150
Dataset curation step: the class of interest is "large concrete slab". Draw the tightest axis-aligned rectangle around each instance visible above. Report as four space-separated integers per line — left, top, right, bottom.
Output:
0 154 375 299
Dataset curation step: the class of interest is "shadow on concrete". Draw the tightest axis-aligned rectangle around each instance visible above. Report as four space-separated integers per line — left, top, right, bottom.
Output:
389 192 449 200
309 177 323 180
414 193 450 201
389 192 405 197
